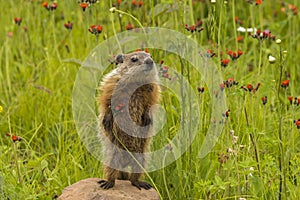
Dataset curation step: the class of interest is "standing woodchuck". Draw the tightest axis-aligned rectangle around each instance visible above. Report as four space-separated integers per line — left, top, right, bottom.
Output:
98 51 161 190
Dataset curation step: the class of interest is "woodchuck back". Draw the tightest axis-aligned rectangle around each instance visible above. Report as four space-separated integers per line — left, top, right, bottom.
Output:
98 51 160 190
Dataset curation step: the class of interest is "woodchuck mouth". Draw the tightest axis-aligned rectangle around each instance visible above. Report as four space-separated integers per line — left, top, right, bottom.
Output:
143 63 154 72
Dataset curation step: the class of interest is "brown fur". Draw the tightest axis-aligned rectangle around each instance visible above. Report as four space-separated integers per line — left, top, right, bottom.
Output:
98 51 160 190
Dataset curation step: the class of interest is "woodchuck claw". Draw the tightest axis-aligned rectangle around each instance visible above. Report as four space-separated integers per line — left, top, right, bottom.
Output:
98 180 115 189
131 181 152 190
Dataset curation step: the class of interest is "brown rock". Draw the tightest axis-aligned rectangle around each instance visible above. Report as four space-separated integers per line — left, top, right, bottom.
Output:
58 178 160 200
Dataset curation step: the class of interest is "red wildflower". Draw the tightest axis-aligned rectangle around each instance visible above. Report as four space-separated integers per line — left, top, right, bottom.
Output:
288 4 298 15
159 65 171 80
220 83 225 91
262 96 267 105
6 133 22 142
132 0 137 6
246 0 262 5
12 135 19 142
237 35 243 43
237 49 243 57
224 78 238 88
14 18 22 26
227 51 236 60
42 2 58 11
288 96 300 106
88 25 103 35
117 0 122 6
227 50 233 56
288 96 293 104
227 50 243 60
280 3 298 16
7 32 13 38
294 119 300 129
184 24 189 30
292 7 298 15
221 59 230 67
206 49 216 57
281 80 290 88
197 87 205 93
190 25 196 32
256 29 261 35
42 2 48 8
126 23 134 30
241 83 260 93
254 82 261 92
222 109 230 118
163 66 169 70
294 97 299 106
256 0 262 5
138 1 143 7
250 29 275 41
234 16 243 25
64 21 73 30
80 3 88 11
51 3 58 10
163 73 170 79
185 19 204 33
214 90 219 98
225 110 230 117
247 84 254 91
195 19 203 27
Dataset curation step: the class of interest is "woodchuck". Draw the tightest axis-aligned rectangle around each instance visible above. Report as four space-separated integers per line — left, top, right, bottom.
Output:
98 51 161 190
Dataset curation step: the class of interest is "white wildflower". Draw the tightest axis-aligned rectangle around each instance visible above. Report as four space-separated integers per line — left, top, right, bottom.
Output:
237 26 246 32
276 39 282 44
268 55 276 64
109 7 116 12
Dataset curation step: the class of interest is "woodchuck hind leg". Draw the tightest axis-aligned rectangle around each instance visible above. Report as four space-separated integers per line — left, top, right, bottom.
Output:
130 173 152 190
98 166 118 189
129 155 152 190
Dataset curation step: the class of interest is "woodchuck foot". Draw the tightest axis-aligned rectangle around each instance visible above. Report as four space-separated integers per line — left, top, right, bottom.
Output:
131 181 152 190
98 179 115 189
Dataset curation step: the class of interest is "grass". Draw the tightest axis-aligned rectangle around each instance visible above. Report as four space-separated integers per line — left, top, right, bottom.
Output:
1 0 300 199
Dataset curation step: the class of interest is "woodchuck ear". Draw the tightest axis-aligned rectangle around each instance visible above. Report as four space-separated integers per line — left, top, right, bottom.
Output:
115 54 124 64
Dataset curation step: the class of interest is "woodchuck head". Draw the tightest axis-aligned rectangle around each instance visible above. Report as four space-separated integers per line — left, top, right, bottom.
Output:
114 51 159 84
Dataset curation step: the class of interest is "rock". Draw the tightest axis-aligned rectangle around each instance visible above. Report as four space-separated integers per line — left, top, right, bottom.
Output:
57 178 160 200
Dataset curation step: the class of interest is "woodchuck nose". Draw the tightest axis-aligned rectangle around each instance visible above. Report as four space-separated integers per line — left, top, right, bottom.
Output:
98 51 161 190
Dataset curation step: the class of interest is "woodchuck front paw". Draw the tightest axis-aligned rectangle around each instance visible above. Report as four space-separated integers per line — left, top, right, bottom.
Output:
102 112 113 132
131 181 152 190
98 179 115 189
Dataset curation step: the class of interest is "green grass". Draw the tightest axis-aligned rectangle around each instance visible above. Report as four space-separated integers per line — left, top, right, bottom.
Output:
1 0 300 199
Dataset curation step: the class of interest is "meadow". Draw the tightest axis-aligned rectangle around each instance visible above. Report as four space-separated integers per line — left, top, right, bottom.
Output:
1 0 300 199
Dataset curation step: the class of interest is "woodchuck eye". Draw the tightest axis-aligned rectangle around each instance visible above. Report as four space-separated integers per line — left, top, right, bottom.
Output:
131 56 138 62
